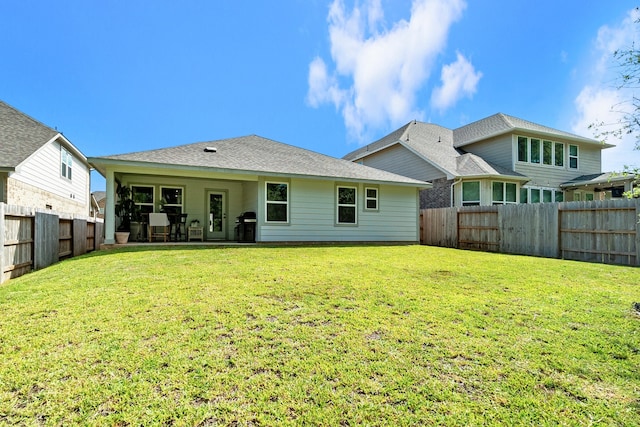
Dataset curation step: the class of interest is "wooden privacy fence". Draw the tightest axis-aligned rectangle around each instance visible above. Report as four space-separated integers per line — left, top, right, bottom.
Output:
0 203 104 284
420 199 640 267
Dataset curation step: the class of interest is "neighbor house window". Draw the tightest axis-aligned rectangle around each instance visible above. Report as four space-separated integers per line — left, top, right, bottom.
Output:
530 138 541 164
543 140 553 165
365 187 378 210
530 188 541 203
554 142 564 167
131 185 154 214
519 188 528 204
462 181 480 206
61 148 73 180
160 186 183 214
266 182 288 222
522 187 562 204
492 182 517 204
569 145 579 169
517 136 528 162
517 136 568 169
337 186 357 224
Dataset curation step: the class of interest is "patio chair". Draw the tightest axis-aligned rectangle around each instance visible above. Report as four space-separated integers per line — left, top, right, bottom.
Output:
148 213 170 242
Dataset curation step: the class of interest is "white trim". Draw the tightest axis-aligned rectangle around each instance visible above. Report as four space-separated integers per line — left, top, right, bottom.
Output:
265 181 289 223
336 185 358 225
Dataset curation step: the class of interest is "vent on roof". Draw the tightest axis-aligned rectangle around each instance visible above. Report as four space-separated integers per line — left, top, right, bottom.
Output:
204 147 217 153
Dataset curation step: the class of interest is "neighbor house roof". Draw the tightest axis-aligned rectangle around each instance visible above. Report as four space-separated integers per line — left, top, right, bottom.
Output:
0 101 59 170
453 113 612 148
89 135 430 188
0 100 88 171
343 119 527 181
560 172 635 188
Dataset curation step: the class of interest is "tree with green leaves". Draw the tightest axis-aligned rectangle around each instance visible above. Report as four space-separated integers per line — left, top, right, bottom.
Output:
590 8 640 198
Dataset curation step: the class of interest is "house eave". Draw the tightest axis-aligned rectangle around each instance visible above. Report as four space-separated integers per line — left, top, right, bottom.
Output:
455 128 611 149
88 158 430 189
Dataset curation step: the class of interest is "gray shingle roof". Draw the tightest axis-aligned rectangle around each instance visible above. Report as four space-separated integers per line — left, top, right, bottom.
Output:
343 119 526 180
560 172 634 187
453 113 605 148
0 100 60 169
89 135 429 187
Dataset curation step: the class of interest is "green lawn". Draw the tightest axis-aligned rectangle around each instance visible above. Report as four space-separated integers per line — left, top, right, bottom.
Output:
1 245 639 426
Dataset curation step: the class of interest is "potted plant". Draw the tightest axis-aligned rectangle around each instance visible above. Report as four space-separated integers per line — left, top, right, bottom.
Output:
114 183 140 243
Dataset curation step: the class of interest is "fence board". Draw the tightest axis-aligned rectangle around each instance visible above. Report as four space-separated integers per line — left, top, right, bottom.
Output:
73 219 87 257
1 203 105 284
2 205 34 282
458 207 499 251
34 212 59 270
421 207 457 247
421 199 640 267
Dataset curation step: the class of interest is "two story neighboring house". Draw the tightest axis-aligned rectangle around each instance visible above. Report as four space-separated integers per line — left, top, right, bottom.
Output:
343 113 630 208
0 101 92 216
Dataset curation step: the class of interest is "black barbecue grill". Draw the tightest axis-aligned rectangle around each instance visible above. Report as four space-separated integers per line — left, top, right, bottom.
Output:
235 211 256 242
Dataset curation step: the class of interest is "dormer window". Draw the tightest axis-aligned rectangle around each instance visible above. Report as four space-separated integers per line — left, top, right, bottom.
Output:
61 147 73 180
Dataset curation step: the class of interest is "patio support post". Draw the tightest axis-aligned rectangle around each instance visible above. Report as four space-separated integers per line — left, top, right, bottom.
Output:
104 169 116 244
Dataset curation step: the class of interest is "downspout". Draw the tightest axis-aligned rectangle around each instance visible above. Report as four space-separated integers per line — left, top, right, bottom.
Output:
451 178 463 207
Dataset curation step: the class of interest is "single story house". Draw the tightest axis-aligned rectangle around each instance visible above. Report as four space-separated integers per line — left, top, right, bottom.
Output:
0 100 92 215
343 113 633 208
88 135 430 244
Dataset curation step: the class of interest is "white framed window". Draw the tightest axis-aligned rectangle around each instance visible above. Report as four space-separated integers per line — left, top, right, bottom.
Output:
522 187 562 204
569 145 579 169
517 136 528 162
554 142 564 167
530 138 541 164
492 182 517 205
462 181 480 206
131 185 154 214
337 186 357 224
266 182 288 223
61 147 73 180
543 140 553 165
516 136 570 169
365 187 378 211
160 186 184 214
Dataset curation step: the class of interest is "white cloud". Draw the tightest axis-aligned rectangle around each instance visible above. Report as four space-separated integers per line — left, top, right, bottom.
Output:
572 8 640 170
307 0 473 142
430 52 482 112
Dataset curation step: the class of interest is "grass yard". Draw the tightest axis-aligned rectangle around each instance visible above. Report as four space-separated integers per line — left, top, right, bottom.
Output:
0 245 639 426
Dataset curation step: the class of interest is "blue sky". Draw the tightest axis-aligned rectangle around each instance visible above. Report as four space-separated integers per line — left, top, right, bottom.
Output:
1 1 639 191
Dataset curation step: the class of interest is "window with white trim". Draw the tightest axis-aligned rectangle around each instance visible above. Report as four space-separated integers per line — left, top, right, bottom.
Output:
266 182 288 222
521 187 563 204
337 186 357 224
516 136 574 170
462 181 480 206
492 182 517 205
61 148 73 180
365 187 378 210
569 145 578 169
517 136 528 162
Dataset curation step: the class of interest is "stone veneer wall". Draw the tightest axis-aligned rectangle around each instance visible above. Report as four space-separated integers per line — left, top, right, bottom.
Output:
7 177 87 216
420 177 454 209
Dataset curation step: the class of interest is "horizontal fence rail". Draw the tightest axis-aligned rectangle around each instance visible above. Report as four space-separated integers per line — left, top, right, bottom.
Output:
1 203 104 284
420 199 640 267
